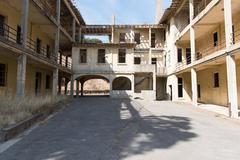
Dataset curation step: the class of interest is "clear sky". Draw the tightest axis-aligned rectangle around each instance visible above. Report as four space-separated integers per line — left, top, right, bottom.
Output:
74 0 172 24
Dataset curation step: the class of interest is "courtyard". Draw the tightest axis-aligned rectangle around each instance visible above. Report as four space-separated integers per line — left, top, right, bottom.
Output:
0 97 240 160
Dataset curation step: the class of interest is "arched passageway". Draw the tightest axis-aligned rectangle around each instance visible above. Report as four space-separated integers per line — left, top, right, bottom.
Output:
76 75 110 96
112 77 131 90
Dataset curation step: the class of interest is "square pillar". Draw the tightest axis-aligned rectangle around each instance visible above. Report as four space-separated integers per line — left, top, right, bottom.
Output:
54 0 61 62
76 80 79 97
189 0 194 23
16 54 27 98
149 27 152 64
223 0 233 48
21 0 29 46
64 78 68 95
70 76 74 97
191 68 198 105
226 55 238 118
72 18 76 42
52 68 59 96
190 27 196 62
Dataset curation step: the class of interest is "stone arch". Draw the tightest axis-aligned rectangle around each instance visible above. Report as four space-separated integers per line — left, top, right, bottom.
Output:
112 76 132 90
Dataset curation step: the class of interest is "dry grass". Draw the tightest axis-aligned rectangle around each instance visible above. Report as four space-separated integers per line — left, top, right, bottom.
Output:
0 95 70 128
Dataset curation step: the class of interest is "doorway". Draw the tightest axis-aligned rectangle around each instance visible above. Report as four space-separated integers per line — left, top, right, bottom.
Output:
35 72 42 95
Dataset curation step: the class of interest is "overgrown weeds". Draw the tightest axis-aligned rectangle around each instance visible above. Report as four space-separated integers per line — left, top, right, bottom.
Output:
0 95 71 128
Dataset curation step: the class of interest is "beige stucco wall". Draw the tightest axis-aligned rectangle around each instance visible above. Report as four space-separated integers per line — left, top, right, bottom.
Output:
0 53 53 97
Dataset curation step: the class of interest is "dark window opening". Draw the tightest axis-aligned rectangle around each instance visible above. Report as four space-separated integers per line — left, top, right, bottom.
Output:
177 48 182 62
46 75 51 89
119 33 126 42
46 45 51 58
134 57 141 64
178 77 183 98
80 49 87 63
232 25 235 44
198 84 201 98
16 25 22 44
0 63 7 87
151 32 156 48
98 49 106 63
186 48 191 64
214 72 219 88
134 33 141 44
0 15 5 37
213 32 218 47
151 58 157 65
36 38 41 54
118 49 126 63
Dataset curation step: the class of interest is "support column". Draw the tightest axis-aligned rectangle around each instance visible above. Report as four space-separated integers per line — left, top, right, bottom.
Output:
64 78 68 95
189 0 194 23
76 80 79 97
149 27 152 64
52 68 59 96
16 54 27 98
54 0 61 62
72 18 76 42
189 0 196 62
153 72 156 91
78 26 82 43
226 55 238 118
191 68 198 105
70 76 74 97
224 0 238 117
111 26 114 43
21 0 29 46
80 81 84 96
223 0 233 47
131 75 135 93
58 77 62 94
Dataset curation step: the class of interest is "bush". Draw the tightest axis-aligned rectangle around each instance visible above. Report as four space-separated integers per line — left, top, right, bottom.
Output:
0 95 70 128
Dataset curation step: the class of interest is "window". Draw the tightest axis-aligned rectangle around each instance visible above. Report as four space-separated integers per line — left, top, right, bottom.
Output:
0 15 5 37
134 57 141 64
213 32 218 47
0 63 6 86
232 25 235 44
45 75 51 89
178 77 183 98
46 45 51 58
151 32 156 48
186 48 191 64
177 48 182 62
118 49 126 63
151 58 157 65
16 25 22 44
134 33 140 44
98 49 106 63
213 72 219 88
79 49 87 63
119 33 126 42
36 38 41 54
197 84 201 98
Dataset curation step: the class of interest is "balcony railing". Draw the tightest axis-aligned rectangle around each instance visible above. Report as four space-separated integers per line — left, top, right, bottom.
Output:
194 0 212 18
0 22 72 70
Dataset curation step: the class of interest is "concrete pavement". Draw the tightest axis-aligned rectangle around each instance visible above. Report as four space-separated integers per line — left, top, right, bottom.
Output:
0 97 240 160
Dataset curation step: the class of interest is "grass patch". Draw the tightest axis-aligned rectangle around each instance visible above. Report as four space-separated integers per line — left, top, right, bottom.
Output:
0 96 71 128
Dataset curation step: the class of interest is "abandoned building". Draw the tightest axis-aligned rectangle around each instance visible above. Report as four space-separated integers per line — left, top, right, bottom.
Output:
0 0 240 118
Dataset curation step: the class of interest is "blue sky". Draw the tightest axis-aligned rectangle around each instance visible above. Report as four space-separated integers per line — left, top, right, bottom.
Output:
75 0 171 24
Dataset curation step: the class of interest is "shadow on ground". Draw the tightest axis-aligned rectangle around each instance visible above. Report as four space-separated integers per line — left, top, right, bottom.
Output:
0 97 197 160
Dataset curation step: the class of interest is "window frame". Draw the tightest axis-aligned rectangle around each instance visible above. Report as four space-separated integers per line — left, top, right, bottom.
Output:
177 48 182 63
45 75 51 89
213 72 220 88
134 33 141 44
118 49 126 63
134 57 141 64
119 33 126 42
97 49 106 64
213 32 218 47
151 58 157 65
79 49 87 64
178 77 183 98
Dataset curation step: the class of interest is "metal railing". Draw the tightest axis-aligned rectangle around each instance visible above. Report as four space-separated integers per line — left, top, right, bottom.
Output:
0 22 72 70
194 0 213 18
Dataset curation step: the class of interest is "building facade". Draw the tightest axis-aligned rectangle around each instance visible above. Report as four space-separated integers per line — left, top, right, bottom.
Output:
0 0 239 118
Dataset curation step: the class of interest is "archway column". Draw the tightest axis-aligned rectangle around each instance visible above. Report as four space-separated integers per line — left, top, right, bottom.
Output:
76 80 80 97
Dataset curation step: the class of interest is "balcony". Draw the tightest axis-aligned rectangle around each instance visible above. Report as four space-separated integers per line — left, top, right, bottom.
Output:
32 0 56 20
194 0 213 18
0 22 72 71
156 67 167 77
